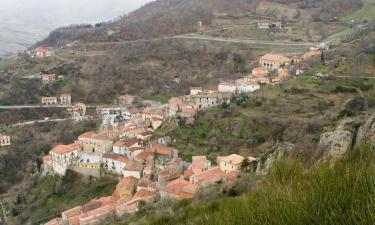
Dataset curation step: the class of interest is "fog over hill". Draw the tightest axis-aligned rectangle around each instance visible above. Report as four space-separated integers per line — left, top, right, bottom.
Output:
0 0 153 56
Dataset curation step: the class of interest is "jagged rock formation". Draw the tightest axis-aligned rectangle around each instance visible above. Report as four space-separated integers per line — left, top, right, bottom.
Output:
319 118 355 159
356 114 375 145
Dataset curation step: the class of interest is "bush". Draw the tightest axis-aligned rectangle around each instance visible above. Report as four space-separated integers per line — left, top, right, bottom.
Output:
333 85 357 93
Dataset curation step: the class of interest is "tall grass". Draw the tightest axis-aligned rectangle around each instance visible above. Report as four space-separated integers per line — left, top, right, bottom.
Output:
144 144 375 225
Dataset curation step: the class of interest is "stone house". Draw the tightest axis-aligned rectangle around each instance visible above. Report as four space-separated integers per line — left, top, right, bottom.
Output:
78 132 114 155
217 154 256 173
259 54 291 70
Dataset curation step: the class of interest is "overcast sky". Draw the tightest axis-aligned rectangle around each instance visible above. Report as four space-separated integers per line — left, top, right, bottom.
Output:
0 0 154 29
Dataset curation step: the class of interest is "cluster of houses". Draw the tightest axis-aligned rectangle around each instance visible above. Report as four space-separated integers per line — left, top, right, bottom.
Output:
43 124 256 225
41 46 326 224
0 133 11 147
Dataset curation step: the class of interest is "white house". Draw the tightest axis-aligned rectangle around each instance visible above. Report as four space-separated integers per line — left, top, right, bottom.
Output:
122 161 143 179
50 143 81 176
103 153 129 175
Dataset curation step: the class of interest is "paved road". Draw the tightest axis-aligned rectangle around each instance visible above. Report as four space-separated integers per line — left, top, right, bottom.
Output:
0 105 72 109
175 35 314 47
335 75 375 79
22 57 73 80
0 104 99 109
9 118 73 128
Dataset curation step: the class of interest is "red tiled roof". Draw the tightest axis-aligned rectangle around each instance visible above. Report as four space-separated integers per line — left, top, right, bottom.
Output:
79 131 96 139
162 178 198 200
260 54 290 62
103 153 129 164
153 146 173 155
123 138 139 147
50 145 76 155
123 161 142 171
114 141 126 148
136 151 152 161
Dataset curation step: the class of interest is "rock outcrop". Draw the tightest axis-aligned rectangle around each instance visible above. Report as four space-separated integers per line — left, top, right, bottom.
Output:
319 118 355 159
356 114 375 145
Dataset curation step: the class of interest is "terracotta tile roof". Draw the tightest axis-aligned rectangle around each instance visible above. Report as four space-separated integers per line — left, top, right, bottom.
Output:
79 131 96 139
62 206 83 219
136 151 153 161
81 201 102 213
67 216 80 225
252 67 268 78
35 47 50 53
133 189 155 199
117 176 139 192
123 161 143 171
85 204 115 217
217 154 245 166
103 153 129 164
92 133 112 141
193 167 225 185
123 138 139 147
152 146 173 156
97 196 115 205
183 167 193 178
114 141 126 148
162 178 198 200
182 108 197 114
225 170 241 182
192 156 207 163
50 145 77 155
260 54 290 62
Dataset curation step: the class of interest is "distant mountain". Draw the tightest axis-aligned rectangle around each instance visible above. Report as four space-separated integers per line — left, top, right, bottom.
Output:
39 0 262 46
0 0 153 56
39 0 362 47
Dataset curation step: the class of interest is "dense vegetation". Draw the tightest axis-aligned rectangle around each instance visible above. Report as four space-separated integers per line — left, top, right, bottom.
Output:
0 120 100 193
8 172 117 225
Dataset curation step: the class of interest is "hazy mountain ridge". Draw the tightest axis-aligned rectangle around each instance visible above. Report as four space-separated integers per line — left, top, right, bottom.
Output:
0 0 152 56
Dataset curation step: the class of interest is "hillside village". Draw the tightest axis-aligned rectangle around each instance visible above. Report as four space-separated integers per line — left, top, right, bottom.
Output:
1 0 373 223
39 45 324 225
